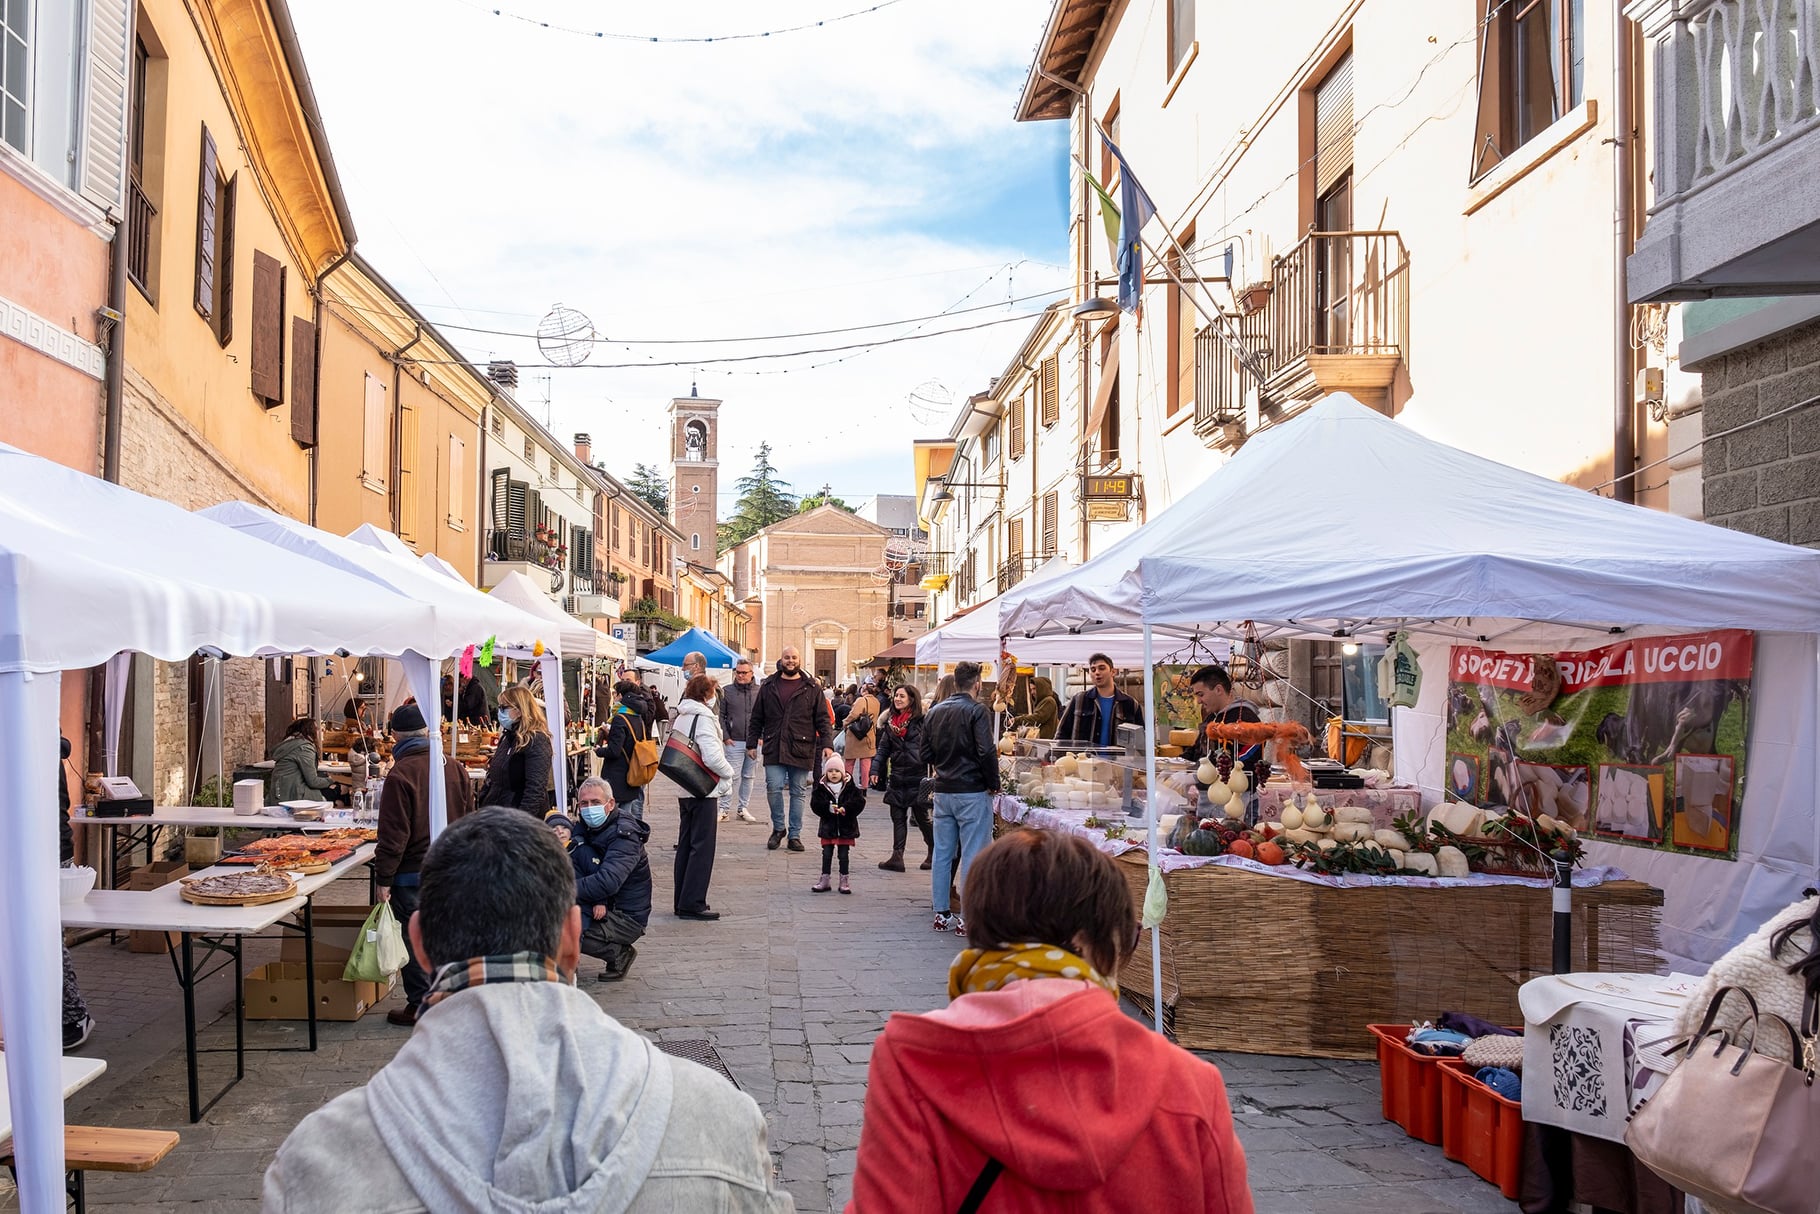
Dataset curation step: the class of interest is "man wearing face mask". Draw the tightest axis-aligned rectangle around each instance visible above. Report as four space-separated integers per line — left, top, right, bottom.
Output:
747 646 833 852
568 777 651 982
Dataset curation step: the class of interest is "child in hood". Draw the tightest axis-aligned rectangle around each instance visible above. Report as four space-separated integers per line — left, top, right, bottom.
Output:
811 755 865 895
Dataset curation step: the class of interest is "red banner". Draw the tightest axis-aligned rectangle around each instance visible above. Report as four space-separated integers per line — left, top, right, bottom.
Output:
1451 630 1754 694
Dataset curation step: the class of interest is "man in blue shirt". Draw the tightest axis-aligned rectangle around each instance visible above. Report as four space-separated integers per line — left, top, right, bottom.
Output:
1055 653 1144 749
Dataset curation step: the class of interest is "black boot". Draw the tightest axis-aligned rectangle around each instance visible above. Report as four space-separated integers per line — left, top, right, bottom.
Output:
598 943 638 982
881 811 908 871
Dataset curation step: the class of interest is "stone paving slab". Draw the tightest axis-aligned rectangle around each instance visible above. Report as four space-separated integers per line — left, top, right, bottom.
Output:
4 783 1519 1212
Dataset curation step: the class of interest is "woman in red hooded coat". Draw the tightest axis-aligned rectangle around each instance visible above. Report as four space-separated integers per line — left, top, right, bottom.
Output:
846 829 1253 1213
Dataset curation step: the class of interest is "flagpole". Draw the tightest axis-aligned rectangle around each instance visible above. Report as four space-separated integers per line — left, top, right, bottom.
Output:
1079 135 1271 388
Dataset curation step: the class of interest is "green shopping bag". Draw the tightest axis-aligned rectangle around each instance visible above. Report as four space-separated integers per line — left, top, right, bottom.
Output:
343 901 409 983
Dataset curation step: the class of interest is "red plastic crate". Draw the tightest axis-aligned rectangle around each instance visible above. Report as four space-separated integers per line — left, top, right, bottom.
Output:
1365 1024 1445 1145
1438 1059 1525 1199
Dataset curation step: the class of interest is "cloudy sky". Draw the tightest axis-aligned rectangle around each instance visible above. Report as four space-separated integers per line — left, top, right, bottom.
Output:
289 0 1068 514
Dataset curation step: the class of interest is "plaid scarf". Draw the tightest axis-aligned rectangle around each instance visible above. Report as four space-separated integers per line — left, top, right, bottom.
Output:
423 952 567 1009
948 943 1117 1000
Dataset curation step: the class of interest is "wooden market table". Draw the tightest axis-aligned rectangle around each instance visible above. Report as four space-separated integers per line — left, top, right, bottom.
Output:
994 801 1662 1059
59 844 375 1122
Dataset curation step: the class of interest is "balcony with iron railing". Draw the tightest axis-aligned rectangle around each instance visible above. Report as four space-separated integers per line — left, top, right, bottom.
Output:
1195 230 1409 437
1628 0 1820 300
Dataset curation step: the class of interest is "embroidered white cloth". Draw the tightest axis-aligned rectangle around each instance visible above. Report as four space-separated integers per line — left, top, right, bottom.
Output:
1518 972 1700 1142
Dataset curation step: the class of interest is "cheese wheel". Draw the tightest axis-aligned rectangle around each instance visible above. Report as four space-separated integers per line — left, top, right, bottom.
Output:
1335 806 1375 825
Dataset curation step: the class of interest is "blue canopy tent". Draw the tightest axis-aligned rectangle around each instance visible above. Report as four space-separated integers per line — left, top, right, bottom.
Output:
640 628 739 668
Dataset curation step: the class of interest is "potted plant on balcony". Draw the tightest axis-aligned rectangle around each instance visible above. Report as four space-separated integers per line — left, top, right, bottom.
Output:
1236 280 1272 315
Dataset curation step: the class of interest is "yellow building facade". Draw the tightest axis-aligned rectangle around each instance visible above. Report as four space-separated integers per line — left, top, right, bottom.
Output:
115 0 354 801
315 256 484 577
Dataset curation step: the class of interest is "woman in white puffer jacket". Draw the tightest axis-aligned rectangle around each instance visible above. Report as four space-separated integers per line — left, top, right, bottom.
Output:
669 676 736 921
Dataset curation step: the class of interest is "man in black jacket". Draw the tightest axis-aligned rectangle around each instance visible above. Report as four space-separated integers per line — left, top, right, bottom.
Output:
568 777 651 981
1055 652 1145 748
746 646 833 852
918 662 998 932
718 658 761 824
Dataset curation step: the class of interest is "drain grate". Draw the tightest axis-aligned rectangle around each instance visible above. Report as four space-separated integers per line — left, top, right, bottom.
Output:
656 1037 740 1089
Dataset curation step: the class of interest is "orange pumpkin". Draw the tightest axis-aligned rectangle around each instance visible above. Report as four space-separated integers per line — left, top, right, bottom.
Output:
1255 840 1286 866
1226 838 1255 860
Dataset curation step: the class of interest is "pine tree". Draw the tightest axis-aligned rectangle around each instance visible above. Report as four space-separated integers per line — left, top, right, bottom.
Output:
625 463 670 516
719 443 797 550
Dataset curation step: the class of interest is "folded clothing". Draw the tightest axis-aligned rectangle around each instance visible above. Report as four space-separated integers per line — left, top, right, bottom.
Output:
1475 1066 1521 1101
1440 1011 1519 1038
1406 1025 1471 1056
1461 1033 1524 1071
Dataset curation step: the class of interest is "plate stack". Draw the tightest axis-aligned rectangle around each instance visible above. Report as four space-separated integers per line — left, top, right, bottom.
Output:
233 778 265 816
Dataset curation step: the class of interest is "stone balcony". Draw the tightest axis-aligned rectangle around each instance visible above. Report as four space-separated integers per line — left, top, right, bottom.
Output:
1628 0 1820 300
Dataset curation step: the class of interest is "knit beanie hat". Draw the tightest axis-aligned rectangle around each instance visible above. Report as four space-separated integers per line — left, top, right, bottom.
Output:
389 702 428 733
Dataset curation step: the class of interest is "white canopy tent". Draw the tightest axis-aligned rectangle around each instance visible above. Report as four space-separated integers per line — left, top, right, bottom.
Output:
486 568 626 661
917 560 1222 668
201 504 573 815
0 445 472 1211
1002 395 1820 1005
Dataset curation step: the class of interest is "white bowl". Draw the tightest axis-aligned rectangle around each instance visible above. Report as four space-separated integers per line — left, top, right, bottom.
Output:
59 867 96 903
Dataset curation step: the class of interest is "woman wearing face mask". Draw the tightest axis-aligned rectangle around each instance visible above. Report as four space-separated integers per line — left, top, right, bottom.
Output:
477 685 554 815
670 675 736 921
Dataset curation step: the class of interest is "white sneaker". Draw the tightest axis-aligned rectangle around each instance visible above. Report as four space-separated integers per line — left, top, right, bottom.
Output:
736 807 758 823
717 811 729 822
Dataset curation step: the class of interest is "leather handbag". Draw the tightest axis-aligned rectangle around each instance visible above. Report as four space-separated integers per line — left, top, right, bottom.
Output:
1624 985 1820 1214
659 718 720 799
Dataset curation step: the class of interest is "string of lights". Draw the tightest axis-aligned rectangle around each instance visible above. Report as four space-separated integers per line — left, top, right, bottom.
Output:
456 0 911 44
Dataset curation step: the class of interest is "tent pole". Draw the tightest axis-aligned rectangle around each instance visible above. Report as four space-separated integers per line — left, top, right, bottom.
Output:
540 654 567 810
401 655 448 838
0 668 68 1212
1142 623 1164 1035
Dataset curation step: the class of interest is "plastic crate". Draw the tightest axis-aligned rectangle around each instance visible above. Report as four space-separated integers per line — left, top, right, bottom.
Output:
1438 1059 1525 1199
1365 1023 1445 1145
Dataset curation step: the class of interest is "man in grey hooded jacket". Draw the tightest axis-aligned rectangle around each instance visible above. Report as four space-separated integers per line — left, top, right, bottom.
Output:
262 808 793 1213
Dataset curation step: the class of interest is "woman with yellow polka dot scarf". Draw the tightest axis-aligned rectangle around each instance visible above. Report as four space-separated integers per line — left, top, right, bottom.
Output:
844 829 1256 1212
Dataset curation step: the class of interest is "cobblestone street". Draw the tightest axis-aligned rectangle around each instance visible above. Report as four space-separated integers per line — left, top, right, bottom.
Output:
11 783 1516 1212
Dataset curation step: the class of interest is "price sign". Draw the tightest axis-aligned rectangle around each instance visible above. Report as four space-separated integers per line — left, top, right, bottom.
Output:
1083 474 1137 499
1085 500 1130 522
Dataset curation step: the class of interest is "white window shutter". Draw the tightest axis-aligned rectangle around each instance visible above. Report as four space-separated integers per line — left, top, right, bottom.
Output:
81 0 131 214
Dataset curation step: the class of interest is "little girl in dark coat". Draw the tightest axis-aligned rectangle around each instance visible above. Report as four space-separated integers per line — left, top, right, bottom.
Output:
810 755 865 894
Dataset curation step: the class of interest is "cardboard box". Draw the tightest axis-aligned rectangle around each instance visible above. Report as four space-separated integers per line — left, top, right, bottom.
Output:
124 861 189 953
244 962 395 1022
279 904 379 965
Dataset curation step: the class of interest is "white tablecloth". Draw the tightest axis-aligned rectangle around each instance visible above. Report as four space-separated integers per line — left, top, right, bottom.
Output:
0 1054 106 1140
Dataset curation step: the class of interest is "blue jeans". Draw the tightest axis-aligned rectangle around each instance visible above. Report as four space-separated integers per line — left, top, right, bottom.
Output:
765 764 810 838
620 792 645 822
735 746 760 811
932 791 994 914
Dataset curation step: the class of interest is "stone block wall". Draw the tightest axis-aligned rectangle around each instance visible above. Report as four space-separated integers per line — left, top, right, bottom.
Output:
1698 318 1820 547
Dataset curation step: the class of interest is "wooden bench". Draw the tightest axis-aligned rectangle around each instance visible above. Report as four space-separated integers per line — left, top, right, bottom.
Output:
2 1126 179 1212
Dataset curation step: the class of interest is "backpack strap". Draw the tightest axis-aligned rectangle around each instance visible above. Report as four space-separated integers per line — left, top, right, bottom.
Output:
956 1158 1003 1214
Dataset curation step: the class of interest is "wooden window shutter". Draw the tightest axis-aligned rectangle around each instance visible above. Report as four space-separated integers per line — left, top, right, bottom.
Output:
194 127 218 319
1314 54 1354 197
447 436 465 527
1470 0 1508 179
80 0 131 212
490 468 511 530
1008 517 1024 559
1042 490 1058 556
289 316 317 447
361 373 388 486
1009 396 1025 460
250 251 285 405
398 405 420 543
216 175 236 346
1040 356 1060 426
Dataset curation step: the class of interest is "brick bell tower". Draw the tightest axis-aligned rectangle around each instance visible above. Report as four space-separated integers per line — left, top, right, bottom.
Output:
669 386 720 557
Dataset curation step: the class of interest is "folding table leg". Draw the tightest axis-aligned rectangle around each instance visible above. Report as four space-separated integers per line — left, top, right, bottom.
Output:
180 932 200 1123
233 932 245 1080
304 898 318 1052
